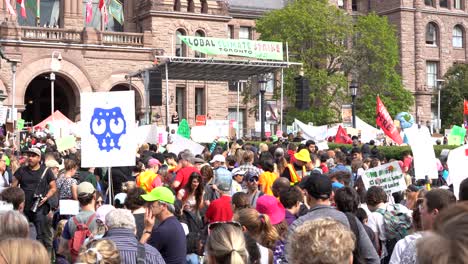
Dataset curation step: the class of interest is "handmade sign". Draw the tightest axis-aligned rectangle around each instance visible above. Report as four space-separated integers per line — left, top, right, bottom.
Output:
361 161 406 194
80 91 136 167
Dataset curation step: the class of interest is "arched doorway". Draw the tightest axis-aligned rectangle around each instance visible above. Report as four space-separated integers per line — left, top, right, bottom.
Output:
110 83 143 120
23 73 77 124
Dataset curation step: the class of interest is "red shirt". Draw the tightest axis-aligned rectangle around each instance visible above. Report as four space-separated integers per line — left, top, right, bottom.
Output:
175 166 200 191
205 195 233 224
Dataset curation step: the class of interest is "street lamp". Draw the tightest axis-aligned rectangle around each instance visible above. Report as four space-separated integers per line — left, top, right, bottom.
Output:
350 80 358 128
259 76 267 140
436 79 445 133
50 51 62 120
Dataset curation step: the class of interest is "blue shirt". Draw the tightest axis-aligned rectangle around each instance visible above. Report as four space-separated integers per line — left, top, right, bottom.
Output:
148 216 186 264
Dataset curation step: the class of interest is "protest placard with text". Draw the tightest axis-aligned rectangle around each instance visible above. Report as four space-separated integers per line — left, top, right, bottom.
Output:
361 161 406 194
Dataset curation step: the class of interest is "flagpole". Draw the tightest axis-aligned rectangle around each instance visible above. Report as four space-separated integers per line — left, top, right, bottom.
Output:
36 0 40 26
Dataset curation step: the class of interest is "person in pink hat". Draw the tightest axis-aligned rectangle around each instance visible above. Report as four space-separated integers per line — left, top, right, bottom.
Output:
256 195 288 263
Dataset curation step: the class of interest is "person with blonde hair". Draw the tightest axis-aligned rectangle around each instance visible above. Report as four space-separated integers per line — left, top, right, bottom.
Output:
287 218 355 264
76 239 121 264
205 222 249 264
0 238 50 264
0 210 29 240
233 208 277 263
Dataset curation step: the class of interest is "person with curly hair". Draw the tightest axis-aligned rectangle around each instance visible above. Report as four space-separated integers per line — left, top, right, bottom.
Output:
76 239 121 264
287 218 355 264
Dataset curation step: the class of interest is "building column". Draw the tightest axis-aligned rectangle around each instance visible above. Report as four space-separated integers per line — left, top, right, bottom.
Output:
63 0 83 30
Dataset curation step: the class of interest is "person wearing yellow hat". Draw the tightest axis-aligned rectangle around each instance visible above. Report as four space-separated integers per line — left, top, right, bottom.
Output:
281 148 311 185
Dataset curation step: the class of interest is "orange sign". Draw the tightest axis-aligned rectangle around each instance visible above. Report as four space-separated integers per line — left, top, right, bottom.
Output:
195 115 206 126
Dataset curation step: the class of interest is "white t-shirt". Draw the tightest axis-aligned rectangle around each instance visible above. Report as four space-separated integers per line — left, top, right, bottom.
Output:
389 232 423 264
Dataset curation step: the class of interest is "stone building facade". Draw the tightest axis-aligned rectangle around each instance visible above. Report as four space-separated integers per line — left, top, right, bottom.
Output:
0 0 283 137
339 0 468 128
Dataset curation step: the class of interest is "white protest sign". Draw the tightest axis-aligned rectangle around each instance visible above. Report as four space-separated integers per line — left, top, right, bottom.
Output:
404 126 438 179
207 120 230 137
294 119 328 141
316 141 329 151
447 145 468 200
157 127 168 146
361 161 406 194
136 124 159 145
169 134 205 155
191 126 217 143
59 200 79 215
80 91 136 167
0 106 8 125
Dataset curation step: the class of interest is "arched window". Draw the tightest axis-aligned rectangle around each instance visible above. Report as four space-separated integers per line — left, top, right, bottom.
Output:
426 23 438 46
175 29 187 57
174 0 181 11
188 0 195 12
201 0 208 14
194 30 206 58
453 25 464 48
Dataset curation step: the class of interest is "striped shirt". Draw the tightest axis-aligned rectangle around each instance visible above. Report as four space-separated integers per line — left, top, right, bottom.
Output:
104 228 166 264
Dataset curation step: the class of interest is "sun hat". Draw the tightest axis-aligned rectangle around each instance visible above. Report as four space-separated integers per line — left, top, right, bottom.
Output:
294 149 311 163
45 159 60 169
256 195 285 225
141 186 175 204
95 204 115 225
77 182 95 195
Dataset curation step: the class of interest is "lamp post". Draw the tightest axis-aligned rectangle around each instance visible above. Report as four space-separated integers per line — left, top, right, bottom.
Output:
436 79 445 133
259 76 267 140
350 80 358 128
50 51 62 120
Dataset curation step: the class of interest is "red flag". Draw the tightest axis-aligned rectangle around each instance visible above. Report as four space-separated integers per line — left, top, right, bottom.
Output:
334 125 353 144
16 0 26 17
464 99 468 115
376 96 403 145
99 0 104 9
100 0 108 25
86 0 93 24
6 0 16 16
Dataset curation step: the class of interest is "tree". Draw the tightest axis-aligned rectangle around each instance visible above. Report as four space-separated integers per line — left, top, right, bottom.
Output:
440 63 468 129
344 13 413 125
256 0 352 125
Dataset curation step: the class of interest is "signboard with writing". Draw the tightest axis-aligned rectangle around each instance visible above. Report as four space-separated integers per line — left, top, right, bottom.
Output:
361 161 406 194
178 36 284 61
196 115 206 126
341 104 352 127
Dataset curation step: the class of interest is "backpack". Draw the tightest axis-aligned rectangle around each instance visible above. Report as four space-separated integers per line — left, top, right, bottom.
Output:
376 204 412 259
68 214 96 261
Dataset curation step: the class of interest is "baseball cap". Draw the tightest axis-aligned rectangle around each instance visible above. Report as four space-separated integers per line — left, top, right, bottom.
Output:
25 147 41 157
299 173 332 200
141 186 175 204
294 149 311 163
95 205 115 225
256 195 285 225
231 168 246 176
45 159 60 169
77 182 95 195
147 158 161 168
245 171 259 182
210 154 226 164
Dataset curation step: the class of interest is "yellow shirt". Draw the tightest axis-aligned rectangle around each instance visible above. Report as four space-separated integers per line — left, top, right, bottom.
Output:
259 171 278 196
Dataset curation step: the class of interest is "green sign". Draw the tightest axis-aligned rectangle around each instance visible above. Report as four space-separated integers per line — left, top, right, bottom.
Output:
178 36 284 61
16 118 25 130
177 119 191 139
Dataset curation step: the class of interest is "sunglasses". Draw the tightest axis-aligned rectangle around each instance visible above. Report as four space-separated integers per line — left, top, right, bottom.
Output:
96 200 103 205
248 177 259 182
208 221 242 235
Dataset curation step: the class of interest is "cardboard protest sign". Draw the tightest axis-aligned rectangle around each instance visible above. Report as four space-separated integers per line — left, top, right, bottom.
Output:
177 119 191 139
16 118 25 130
56 135 77 152
169 134 205 155
447 144 468 200
294 119 328 141
361 161 406 194
80 91 136 167
135 124 158 145
404 126 438 180
191 126 217 143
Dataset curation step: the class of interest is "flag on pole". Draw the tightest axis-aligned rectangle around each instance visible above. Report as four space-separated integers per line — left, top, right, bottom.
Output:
334 125 352 144
464 99 468 115
99 0 109 25
5 0 17 16
376 96 403 145
109 0 124 25
86 0 93 24
16 0 26 17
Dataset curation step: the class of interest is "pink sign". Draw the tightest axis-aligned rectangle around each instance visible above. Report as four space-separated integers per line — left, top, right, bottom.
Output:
158 133 163 144
276 130 283 137
265 132 271 137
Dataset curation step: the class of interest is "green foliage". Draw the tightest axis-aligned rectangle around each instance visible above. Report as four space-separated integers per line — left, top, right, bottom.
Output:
440 63 468 129
256 0 351 125
344 13 413 125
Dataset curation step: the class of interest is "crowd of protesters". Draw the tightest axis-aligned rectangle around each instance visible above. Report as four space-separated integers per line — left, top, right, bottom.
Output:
1 129 468 264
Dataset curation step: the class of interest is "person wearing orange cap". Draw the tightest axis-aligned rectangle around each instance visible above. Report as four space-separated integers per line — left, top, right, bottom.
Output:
281 149 311 185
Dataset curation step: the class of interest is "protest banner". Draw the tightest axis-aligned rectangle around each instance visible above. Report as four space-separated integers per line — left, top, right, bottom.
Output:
80 91 136 167
316 141 329 151
169 134 205 155
361 161 406 194
135 124 159 145
404 126 438 179
56 135 77 152
449 125 466 145
196 115 206 126
376 96 403 145
447 144 468 200
207 120 230 138
293 119 328 141
341 104 352 127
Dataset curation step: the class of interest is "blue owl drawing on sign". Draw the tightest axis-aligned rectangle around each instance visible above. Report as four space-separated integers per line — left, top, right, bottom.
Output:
90 107 127 152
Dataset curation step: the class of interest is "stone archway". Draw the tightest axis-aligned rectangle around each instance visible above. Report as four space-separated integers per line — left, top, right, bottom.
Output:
15 57 93 122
